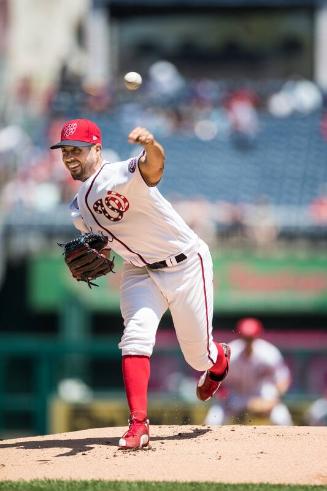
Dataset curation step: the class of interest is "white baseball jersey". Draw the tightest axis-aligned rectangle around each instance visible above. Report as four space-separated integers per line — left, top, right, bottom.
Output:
68 153 219 371
226 338 290 398
70 155 199 266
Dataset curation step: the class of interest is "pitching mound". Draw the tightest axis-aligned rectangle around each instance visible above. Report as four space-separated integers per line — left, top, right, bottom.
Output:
0 425 326 485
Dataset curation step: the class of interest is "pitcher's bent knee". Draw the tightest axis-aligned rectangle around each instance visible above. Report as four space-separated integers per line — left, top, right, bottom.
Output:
118 337 154 357
118 322 156 357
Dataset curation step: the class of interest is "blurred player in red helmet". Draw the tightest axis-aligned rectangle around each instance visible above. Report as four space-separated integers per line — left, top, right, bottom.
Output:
205 317 293 426
236 317 264 338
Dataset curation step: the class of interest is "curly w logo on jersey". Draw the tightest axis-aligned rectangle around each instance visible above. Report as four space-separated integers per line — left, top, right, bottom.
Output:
93 191 130 222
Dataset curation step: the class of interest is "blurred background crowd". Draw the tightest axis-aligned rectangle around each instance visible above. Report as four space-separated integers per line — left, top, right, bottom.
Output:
0 0 327 437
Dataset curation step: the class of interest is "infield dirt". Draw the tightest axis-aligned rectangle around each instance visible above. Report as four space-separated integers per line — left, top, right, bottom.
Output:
0 425 326 485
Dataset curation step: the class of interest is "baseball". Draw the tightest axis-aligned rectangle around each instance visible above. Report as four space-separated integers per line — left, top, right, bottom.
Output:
124 71 142 91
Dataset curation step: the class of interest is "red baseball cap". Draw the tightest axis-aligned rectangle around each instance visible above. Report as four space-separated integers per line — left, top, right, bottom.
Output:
236 317 264 338
50 119 102 149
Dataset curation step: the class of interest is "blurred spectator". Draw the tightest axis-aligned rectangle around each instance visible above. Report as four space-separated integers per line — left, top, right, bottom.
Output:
286 79 323 114
224 88 259 149
215 201 247 246
310 183 327 224
205 317 293 426
268 79 322 118
245 196 278 250
0 123 80 213
148 60 185 102
173 197 217 248
320 110 327 141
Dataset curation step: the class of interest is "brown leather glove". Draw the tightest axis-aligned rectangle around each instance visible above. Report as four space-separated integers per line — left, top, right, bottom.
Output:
59 232 115 288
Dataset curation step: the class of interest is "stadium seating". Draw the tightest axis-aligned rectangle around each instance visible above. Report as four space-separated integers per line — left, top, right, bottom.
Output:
96 111 327 207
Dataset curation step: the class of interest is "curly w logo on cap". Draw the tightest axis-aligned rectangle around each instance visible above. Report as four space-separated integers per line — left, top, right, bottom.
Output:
50 119 102 149
63 122 78 138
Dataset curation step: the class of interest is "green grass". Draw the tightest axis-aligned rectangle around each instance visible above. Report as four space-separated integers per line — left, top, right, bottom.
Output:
0 482 325 491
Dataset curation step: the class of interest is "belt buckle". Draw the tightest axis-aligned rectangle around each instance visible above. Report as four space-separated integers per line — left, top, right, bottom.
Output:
149 253 186 270
168 256 178 267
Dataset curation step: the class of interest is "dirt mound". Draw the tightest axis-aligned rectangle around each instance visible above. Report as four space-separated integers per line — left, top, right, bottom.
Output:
0 425 326 485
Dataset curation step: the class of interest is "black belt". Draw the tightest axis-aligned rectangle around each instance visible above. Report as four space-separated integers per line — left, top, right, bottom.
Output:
148 253 187 270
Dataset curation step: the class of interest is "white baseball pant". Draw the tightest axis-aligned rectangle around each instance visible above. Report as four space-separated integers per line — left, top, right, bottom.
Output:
119 239 218 371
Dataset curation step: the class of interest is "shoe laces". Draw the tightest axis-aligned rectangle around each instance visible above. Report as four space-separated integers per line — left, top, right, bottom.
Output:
125 417 148 437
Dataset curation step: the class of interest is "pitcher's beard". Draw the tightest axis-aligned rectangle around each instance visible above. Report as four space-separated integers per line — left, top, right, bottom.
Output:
70 168 84 181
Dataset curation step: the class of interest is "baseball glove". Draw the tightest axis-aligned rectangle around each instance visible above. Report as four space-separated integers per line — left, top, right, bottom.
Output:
59 232 115 288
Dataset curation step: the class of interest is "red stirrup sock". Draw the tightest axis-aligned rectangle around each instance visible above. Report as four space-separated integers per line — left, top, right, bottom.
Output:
122 355 150 421
209 342 228 377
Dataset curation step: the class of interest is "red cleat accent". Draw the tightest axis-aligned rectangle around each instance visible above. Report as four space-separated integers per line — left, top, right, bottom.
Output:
119 416 150 449
196 343 231 401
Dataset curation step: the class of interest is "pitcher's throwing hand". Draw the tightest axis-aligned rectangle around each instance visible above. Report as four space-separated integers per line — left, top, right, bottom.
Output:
128 127 154 145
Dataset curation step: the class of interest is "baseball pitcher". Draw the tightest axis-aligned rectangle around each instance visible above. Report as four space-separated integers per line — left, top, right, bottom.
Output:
51 118 230 449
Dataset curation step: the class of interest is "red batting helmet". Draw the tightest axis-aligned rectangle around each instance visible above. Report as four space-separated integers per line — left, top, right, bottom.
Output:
236 317 264 338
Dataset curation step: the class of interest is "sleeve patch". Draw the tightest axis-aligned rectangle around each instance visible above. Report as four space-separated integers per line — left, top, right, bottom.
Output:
128 157 137 173
128 150 146 173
